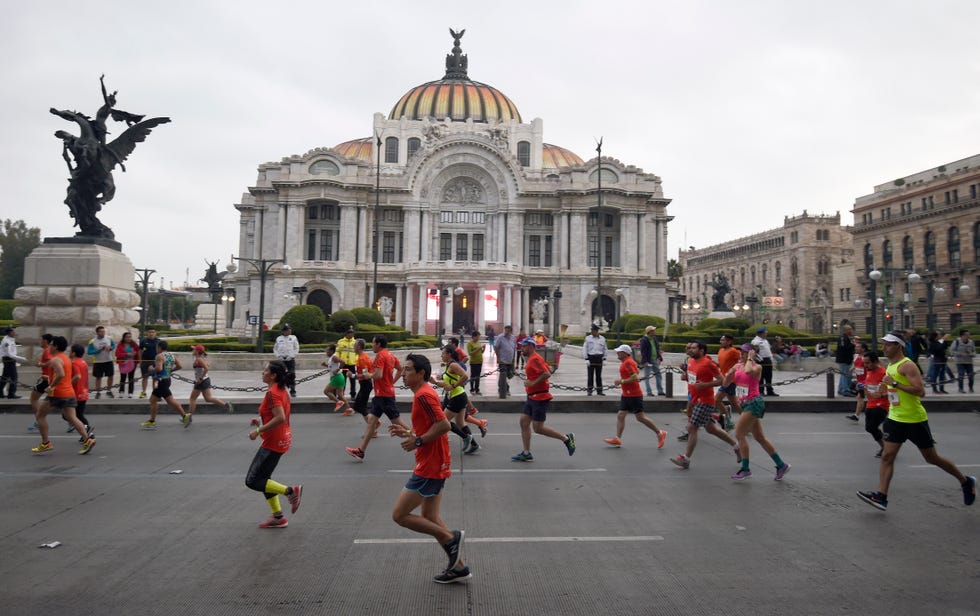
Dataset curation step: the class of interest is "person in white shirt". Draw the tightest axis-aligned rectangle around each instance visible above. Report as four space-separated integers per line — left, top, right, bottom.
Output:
582 324 608 396
751 326 777 396
1 326 28 399
86 326 116 399
274 324 300 396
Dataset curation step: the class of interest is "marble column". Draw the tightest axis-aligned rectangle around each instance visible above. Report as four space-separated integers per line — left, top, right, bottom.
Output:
477 284 486 334
420 211 431 262
502 284 512 328
520 287 530 331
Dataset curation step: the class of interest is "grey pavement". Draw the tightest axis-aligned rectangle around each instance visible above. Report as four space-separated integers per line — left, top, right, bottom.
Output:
1 405 977 615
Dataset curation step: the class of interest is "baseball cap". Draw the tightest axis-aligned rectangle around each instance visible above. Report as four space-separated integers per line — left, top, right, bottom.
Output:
1 326 13 334
644 325 656 334
880 332 905 344
346 326 355 333
614 344 632 354
740 343 754 352
590 324 600 330
191 344 206 354
519 338 536 346
721 333 734 340
755 327 767 334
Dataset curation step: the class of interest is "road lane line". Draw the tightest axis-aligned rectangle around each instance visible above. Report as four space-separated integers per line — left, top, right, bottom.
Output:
355 535 663 544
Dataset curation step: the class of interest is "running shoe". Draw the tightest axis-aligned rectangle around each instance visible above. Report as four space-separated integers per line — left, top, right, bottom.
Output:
964 476 976 506
845 414 859 422
28 421 38 432
183 413 192 429
341 408 355 416
731 468 752 480
443 530 464 571
95 392 101 399
79 438 96 455
140 420 157 429
467 406 479 417
345 447 365 461
671 454 690 469
477 419 488 438
333 400 344 412
31 441 53 454
875 448 883 458
259 515 288 528
511 451 534 462
857 490 888 511
657 429 667 450
564 433 576 456
603 437 622 447
733 446 742 463
140 391 147 399
464 439 480 455
128 393 133 398
433 565 472 584
677 433 689 442
462 435 473 451
78 425 94 443
227 402 235 414
287 485 303 514
67 423 76 433
774 463 791 481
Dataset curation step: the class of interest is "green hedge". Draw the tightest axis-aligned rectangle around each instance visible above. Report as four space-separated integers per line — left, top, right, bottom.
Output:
350 307 386 327
0 299 16 320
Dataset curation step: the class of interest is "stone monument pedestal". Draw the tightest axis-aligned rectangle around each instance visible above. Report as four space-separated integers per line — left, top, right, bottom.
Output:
707 310 737 320
12 240 139 360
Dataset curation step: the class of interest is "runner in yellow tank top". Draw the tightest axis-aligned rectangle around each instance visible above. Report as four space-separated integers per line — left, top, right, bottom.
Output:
857 331 975 511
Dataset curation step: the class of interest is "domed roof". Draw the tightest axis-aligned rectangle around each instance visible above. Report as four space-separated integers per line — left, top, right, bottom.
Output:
333 137 373 162
542 143 584 168
388 29 521 124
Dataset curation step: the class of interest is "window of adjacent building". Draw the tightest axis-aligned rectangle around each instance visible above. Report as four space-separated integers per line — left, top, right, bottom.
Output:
971 184 978 199
902 235 914 269
517 141 530 167
974 222 980 264
948 226 961 268
882 240 892 267
456 211 470 224
588 236 599 267
774 261 781 283
376 208 405 263
846 288 851 301
440 233 452 260
385 137 398 163
840 288 845 302
740 268 745 287
382 231 397 263
305 202 340 261
921 197 928 211
455 234 469 260
407 138 421 158
761 263 768 283
945 191 951 204
864 243 874 269
950 312 962 330
309 159 340 175
750 265 756 286
924 231 937 269
472 234 484 261
951 278 961 299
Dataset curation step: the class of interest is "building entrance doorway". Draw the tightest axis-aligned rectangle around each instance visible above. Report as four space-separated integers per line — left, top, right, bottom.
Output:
452 290 476 335
307 289 332 317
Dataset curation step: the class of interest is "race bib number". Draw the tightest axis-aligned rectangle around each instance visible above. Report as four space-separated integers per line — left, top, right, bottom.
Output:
735 386 749 398
865 384 877 395
687 371 697 384
853 368 864 376
887 390 900 406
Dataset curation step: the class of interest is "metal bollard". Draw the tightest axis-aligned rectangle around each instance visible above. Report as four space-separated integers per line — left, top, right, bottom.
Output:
666 372 673 398
826 371 835 398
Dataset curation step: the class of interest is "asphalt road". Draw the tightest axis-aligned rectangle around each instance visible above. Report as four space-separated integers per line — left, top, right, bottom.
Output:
1 408 977 615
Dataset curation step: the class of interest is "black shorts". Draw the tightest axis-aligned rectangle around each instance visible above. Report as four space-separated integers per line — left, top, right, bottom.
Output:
352 381 373 415
370 396 400 420
34 377 50 394
882 418 936 450
446 393 468 414
522 398 550 422
92 362 114 378
717 383 736 396
46 396 77 410
193 377 212 391
140 359 156 377
152 378 173 400
620 396 644 414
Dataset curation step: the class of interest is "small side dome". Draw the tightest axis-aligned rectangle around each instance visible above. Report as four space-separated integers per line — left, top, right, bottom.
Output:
333 138 373 162
542 143 584 169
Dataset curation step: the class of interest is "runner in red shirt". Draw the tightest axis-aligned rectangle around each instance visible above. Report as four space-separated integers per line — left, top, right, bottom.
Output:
245 360 302 528
860 350 889 458
671 340 740 469
603 345 667 449
846 341 868 422
389 353 471 584
28 334 55 430
70 344 94 441
511 339 575 462
346 335 410 461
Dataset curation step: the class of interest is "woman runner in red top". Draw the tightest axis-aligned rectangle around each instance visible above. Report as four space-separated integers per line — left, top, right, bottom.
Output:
860 350 890 458
245 360 302 528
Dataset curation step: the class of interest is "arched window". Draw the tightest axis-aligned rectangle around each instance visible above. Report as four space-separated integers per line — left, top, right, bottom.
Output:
924 231 936 270
948 226 961 268
750 265 756 286
774 261 782 283
407 137 421 159
902 235 914 269
882 239 892 267
517 141 530 167
385 137 399 163
974 221 980 264
761 263 768 283
863 243 874 269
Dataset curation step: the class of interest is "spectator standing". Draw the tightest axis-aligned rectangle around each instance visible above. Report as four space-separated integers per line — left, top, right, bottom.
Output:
583 324 607 396
950 329 975 393
639 325 664 396
1 326 27 399
926 331 949 394
273 324 299 396
514 327 528 368
493 325 516 398
87 325 116 398
466 331 485 395
835 324 856 397
138 327 160 399
114 332 139 398
751 327 778 396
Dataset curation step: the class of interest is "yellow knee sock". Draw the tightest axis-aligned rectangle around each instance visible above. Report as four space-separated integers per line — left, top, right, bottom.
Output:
263 479 288 495
266 494 282 514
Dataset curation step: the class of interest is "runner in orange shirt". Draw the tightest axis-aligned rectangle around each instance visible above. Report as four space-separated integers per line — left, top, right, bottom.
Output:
714 333 742 430
511 339 575 462
860 350 889 458
603 345 667 449
31 336 94 455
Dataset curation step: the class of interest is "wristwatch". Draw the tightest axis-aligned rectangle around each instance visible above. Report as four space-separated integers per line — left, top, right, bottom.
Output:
414 436 424 448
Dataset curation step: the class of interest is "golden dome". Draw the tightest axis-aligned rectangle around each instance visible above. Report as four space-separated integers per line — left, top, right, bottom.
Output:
389 79 521 124
542 143 584 168
333 137 373 162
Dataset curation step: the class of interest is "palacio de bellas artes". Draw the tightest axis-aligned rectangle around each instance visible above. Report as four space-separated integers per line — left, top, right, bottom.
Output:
224 29 673 337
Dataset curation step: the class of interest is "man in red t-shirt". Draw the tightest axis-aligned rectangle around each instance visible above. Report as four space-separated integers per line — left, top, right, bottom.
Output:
714 334 742 428
671 340 740 469
511 339 575 462
846 341 868 422
347 335 410 461
604 345 667 449
859 350 890 458
389 353 471 584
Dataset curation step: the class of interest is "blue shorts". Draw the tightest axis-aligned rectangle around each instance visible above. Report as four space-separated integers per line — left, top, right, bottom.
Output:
717 383 736 396
404 473 446 497
370 396 400 420
522 398 550 422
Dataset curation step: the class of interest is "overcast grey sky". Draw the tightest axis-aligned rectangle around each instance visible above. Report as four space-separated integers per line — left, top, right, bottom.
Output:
2 0 978 290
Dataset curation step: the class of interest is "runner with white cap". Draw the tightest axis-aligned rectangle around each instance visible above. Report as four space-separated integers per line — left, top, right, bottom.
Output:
603 344 667 449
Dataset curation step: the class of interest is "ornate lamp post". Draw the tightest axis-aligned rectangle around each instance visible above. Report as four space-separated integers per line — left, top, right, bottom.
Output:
220 289 235 331
134 268 156 335
551 287 562 339
372 131 382 309
227 256 288 353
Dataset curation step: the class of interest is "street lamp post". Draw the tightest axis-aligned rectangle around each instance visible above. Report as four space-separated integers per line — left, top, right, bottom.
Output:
134 268 156 335
228 256 286 353
614 288 625 345
372 131 382 309
220 290 235 331
868 268 882 352
552 287 562 339
744 295 759 325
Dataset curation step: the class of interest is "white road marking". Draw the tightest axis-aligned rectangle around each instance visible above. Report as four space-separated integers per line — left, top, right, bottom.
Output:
388 468 607 473
777 432 866 436
908 464 980 468
0 434 116 439
355 535 663 544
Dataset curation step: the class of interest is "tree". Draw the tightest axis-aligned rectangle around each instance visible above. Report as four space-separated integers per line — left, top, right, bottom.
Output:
667 258 683 281
0 219 42 298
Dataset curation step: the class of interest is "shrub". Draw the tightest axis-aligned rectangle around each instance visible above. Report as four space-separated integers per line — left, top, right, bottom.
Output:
0 299 16 320
612 313 666 332
326 309 357 333
351 307 386 327
274 304 328 343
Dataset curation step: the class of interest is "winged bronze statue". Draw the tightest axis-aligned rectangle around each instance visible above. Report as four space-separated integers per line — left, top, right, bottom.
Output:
51 76 170 239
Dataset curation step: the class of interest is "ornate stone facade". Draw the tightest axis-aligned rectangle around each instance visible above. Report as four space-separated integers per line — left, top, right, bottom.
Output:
226 33 672 336
677 213 849 333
